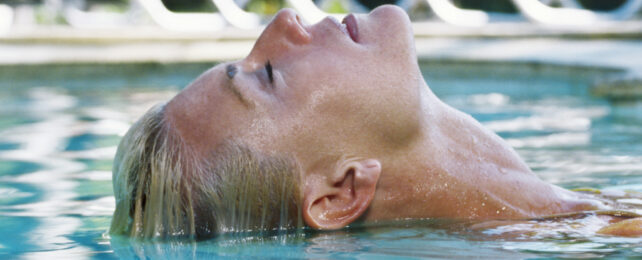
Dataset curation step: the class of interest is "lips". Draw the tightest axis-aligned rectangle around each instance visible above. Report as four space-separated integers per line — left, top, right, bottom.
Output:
341 14 359 43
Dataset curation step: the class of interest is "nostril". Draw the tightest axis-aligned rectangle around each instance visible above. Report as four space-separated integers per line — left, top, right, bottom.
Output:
266 8 311 45
295 14 306 27
287 13 311 45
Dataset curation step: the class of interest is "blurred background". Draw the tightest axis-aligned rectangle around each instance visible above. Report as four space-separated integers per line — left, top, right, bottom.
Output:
0 0 635 22
1 0 642 65
1 0 642 259
0 0 638 28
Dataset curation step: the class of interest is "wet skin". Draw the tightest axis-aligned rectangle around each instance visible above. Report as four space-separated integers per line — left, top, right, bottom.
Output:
166 6 615 230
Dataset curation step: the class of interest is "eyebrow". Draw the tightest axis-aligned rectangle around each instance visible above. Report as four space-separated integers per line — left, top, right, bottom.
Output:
223 64 251 108
226 64 238 79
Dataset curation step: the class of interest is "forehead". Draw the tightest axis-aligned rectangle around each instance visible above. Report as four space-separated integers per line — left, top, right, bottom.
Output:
164 65 236 155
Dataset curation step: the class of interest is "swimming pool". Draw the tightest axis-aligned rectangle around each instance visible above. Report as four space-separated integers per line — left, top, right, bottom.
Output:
0 62 640 258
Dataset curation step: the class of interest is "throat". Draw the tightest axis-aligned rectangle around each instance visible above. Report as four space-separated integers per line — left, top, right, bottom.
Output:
371 104 585 221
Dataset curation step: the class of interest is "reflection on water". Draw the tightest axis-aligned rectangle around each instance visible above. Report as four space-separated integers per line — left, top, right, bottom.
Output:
109 226 539 259
0 63 641 258
0 84 176 258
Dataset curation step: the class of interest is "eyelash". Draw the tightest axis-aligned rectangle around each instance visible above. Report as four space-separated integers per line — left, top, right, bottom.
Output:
265 61 274 85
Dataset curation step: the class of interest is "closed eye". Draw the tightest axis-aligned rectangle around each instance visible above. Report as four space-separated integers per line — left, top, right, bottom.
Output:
265 61 274 85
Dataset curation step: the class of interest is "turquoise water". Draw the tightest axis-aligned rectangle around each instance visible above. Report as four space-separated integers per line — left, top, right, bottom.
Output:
0 62 641 259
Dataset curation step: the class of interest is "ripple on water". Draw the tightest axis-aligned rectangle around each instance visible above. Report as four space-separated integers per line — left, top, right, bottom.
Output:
480 212 642 258
502 241 615 257
603 184 642 193
500 237 642 259
0 116 39 132
66 215 113 255
0 142 19 151
73 178 113 200
64 134 121 152
0 160 42 177
0 183 40 206
0 216 40 255
109 228 538 259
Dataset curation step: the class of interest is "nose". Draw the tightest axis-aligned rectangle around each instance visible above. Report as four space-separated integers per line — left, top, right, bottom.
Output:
246 8 311 63
268 8 311 45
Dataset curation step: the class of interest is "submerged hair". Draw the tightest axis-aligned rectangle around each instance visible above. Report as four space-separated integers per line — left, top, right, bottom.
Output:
110 104 302 240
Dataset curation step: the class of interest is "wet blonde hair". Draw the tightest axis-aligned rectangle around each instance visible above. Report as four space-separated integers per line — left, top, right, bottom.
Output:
110 104 303 240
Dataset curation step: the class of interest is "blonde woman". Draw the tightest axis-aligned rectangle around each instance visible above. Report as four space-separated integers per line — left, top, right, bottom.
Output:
111 6 642 239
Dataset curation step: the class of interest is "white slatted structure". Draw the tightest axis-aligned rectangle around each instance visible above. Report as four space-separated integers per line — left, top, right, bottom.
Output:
63 5 132 29
211 0 262 29
136 0 226 32
512 0 642 26
0 4 13 35
426 0 489 27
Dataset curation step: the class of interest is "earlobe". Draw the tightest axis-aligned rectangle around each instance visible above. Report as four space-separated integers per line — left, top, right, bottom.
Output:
303 159 381 230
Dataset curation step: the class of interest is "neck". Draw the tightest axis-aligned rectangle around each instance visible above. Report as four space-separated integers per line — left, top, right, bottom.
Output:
364 82 600 222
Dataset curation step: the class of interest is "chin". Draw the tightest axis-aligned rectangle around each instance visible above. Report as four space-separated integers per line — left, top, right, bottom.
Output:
370 5 413 35
368 5 416 59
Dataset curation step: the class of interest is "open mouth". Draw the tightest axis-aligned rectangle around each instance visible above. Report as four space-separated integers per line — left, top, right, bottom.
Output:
342 14 359 43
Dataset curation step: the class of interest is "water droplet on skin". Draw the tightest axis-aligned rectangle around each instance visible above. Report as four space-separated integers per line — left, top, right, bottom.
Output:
502 206 506 211
496 210 500 214
481 203 485 206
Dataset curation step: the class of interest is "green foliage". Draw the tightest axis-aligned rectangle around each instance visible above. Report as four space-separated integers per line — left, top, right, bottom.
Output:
246 0 284 15
353 0 393 10
161 0 215 12
452 0 518 13
452 0 627 13
578 0 627 10
322 0 349 13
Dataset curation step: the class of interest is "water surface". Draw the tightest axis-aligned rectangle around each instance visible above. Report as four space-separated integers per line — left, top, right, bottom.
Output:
0 62 641 259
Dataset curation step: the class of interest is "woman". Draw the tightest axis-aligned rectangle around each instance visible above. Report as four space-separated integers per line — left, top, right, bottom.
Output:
110 5 641 239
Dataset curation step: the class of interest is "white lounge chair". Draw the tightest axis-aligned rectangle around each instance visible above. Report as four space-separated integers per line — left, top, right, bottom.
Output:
511 0 642 26
63 5 132 29
425 0 489 27
211 0 262 29
0 4 13 35
136 0 226 32
512 0 594 26
286 0 345 24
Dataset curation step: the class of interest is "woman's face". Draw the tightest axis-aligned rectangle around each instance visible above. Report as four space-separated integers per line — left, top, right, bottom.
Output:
167 5 424 168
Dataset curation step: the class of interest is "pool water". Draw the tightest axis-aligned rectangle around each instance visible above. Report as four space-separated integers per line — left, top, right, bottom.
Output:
0 62 641 259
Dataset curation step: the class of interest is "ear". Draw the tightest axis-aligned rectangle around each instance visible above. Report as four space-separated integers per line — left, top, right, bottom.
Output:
303 159 381 230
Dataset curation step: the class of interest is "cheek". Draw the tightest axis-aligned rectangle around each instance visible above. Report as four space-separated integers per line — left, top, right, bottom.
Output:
270 41 421 146
242 115 283 152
